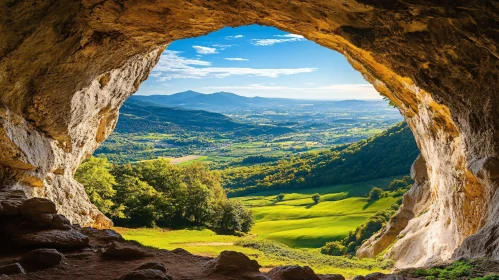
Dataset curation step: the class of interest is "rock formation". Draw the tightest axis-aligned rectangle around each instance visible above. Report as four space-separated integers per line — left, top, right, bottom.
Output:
0 0 498 269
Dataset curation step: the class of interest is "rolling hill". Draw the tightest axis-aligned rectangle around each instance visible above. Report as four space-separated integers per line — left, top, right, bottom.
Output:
115 98 294 136
222 122 419 196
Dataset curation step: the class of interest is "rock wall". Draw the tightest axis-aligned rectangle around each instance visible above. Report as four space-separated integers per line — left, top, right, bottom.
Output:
0 0 497 268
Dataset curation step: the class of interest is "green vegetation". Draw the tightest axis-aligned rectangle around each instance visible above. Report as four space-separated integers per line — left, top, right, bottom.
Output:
116 227 390 278
76 158 253 234
413 261 474 279
95 98 404 164
321 176 413 256
222 122 419 196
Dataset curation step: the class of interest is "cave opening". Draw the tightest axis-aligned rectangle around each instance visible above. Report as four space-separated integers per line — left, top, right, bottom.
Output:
77 25 419 276
1 1 497 278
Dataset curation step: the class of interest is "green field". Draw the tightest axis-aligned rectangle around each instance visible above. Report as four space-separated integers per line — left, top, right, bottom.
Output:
117 176 401 277
236 176 398 248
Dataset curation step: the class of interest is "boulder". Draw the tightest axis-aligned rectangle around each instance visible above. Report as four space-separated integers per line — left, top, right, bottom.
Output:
13 229 89 249
20 198 56 224
0 190 26 216
352 276 365 280
119 269 172 280
81 227 123 242
0 202 3 216
51 214 72 230
171 248 191 255
21 248 64 267
0 275 10 279
135 262 168 274
267 266 320 280
205 251 260 274
102 242 151 260
0 263 25 275
364 272 386 280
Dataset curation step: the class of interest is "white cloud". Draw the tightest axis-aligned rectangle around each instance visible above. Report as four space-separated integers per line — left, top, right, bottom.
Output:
212 44 233 50
193 46 218 55
251 34 305 46
152 51 315 80
224 58 249 61
225 35 243 40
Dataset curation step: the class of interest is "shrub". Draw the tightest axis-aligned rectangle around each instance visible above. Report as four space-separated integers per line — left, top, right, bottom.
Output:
368 187 383 201
312 193 321 204
320 241 345 256
276 193 285 202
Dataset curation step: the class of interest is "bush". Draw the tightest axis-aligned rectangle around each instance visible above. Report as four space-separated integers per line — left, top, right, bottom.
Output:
312 193 321 204
321 241 345 256
276 193 285 202
368 187 383 201
321 210 394 256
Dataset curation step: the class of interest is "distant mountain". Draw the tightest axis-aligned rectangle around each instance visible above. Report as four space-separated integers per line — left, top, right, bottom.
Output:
130 91 388 111
115 98 294 136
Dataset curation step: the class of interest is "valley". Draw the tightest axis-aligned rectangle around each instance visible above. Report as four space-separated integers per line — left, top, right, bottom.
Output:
95 92 402 164
76 92 420 277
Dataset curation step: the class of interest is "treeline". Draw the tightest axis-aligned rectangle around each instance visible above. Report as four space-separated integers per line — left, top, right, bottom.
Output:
321 176 413 256
75 157 253 234
222 122 419 196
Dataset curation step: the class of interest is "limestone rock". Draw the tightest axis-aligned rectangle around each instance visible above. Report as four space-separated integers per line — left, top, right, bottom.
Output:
81 227 123 242
204 251 260 274
0 190 26 216
12 228 89 249
119 269 172 280
51 214 72 230
20 198 56 224
267 266 320 280
0 263 25 275
21 248 64 267
102 242 152 260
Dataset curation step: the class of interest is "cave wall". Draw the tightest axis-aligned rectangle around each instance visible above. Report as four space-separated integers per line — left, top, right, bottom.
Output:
0 0 498 268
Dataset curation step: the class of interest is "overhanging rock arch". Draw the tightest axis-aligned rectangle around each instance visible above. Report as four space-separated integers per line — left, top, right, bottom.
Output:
0 0 497 269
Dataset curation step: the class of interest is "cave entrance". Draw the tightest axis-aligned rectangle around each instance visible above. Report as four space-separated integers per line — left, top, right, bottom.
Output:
77 25 419 277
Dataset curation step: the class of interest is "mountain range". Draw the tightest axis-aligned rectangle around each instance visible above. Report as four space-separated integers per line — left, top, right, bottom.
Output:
130 91 388 111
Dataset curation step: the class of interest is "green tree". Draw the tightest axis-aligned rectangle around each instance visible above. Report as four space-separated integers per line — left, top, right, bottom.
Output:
312 193 321 204
75 157 123 218
368 187 383 201
216 200 254 234
276 193 285 202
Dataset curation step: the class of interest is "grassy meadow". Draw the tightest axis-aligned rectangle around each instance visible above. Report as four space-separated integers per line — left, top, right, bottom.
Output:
116 176 401 277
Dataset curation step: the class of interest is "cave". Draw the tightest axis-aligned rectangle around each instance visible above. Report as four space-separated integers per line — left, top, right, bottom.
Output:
0 0 498 273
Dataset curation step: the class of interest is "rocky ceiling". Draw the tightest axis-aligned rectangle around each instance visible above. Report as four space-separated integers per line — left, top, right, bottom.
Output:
0 0 498 268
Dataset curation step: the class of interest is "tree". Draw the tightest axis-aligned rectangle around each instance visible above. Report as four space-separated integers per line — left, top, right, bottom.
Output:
276 193 285 202
368 187 383 201
216 200 254 234
75 157 123 218
312 193 321 204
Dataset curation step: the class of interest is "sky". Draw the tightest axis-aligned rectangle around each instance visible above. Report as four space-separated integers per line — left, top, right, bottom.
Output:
136 25 381 100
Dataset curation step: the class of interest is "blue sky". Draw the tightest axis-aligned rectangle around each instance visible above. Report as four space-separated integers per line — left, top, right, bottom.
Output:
136 25 380 100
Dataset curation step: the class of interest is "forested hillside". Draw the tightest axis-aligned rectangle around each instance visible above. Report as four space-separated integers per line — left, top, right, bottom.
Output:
116 99 293 135
222 122 419 196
